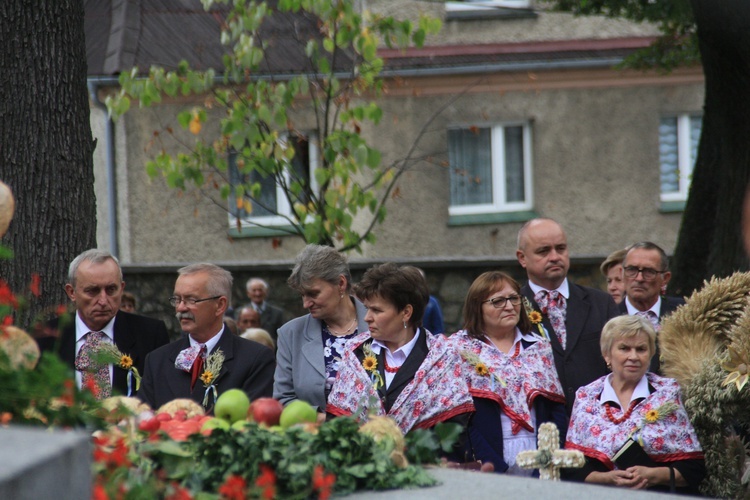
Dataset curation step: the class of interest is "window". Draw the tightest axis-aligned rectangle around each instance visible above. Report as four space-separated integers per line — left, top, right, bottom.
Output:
229 133 318 229
659 114 702 203
448 123 533 217
446 0 531 10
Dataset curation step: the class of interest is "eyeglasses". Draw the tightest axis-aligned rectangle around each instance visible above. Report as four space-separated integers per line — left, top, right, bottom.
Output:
623 266 665 281
169 295 222 307
483 295 522 309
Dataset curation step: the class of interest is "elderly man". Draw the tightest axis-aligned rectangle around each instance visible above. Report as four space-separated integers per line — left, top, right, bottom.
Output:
244 277 287 341
140 264 275 410
517 218 619 412
619 241 685 373
236 306 262 332
56 249 170 398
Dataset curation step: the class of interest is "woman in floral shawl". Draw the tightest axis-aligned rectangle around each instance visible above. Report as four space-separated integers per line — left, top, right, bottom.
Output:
452 271 567 475
564 315 705 493
327 263 474 454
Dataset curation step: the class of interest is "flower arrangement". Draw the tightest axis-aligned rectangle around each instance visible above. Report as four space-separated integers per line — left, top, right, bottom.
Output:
362 342 384 390
200 349 225 407
96 342 141 397
523 297 548 339
459 350 506 388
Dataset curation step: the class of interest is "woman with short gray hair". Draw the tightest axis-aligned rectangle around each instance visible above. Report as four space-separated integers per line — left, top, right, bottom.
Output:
273 244 367 417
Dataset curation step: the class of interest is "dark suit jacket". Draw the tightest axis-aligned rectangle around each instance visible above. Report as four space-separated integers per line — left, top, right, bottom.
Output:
139 328 275 411
54 310 170 397
618 295 686 373
522 282 619 413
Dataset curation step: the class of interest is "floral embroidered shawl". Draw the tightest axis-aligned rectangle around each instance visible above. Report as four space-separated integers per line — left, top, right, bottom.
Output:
451 330 564 434
326 331 475 433
565 373 703 469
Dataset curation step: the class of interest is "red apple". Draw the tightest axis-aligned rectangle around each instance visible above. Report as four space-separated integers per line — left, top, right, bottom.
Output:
248 397 284 427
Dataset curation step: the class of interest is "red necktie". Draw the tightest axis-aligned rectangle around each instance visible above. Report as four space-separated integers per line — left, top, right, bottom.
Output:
190 344 207 390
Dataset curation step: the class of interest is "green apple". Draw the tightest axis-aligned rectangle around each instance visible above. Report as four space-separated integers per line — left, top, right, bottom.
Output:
214 389 251 423
231 419 251 431
201 417 230 435
279 399 317 429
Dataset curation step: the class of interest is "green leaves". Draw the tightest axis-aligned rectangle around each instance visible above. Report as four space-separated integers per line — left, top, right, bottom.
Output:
107 0 443 252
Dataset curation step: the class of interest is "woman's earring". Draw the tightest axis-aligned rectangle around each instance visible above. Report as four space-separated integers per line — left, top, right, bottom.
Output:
606 362 612 370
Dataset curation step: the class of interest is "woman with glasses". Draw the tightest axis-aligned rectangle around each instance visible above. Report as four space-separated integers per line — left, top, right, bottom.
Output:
273 244 368 419
452 271 567 474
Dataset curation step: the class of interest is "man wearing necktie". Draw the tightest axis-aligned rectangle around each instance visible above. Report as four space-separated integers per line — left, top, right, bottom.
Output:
140 263 275 411
53 249 170 399
618 241 685 374
243 277 287 343
517 218 619 413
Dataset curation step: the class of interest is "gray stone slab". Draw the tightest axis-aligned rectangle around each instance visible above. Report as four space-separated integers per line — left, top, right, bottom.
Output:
0 426 91 500
352 467 675 499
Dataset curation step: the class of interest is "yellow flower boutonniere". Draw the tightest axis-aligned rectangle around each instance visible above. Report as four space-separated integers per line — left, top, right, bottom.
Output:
201 350 225 407
630 401 679 444
96 342 141 396
523 297 548 339
460 350 506 388
362 343 384 390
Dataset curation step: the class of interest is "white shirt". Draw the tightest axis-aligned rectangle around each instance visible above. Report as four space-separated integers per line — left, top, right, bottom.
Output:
624 296 661 317
189 325 225 355
600 372 650 407
74 311 116 390
371 328 422 388
528 278 570 302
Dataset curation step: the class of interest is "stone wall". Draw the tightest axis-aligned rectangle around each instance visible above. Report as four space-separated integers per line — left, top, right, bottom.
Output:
123 258 608 339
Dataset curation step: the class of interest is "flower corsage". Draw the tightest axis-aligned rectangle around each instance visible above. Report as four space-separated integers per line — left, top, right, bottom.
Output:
362 343 384 390
721 347 749 391
631 401 679 445
201 349 225 407
96 342 140 397
460 350 506 389
523 297 549 340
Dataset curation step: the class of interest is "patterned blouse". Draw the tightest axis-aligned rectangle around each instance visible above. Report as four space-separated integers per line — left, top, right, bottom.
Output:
322 323 358 397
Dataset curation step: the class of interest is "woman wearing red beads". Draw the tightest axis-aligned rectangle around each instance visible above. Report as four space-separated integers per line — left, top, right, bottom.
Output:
327 263 474 447
564 315 705 493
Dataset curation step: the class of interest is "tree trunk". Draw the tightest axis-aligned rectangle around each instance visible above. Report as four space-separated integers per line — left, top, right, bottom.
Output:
669 0 750 296
0 0 96 330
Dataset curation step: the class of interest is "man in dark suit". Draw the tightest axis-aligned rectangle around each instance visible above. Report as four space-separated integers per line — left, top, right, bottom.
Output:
244 277 287 341
56 249 170 398
140 263 275 411
619 241 685 373
517 218 619 413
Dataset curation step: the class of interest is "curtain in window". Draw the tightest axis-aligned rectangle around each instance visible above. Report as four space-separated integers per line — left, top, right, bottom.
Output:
449 128 492 206
659 118 679 194
504 126 525 203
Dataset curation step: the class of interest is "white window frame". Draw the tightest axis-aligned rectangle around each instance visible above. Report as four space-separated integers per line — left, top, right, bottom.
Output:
448 122 533 217
446 0 531 11
229 134 319 228
659 114 701 203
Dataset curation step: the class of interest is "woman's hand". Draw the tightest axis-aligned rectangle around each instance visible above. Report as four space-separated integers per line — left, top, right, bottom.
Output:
627 465 685 488
586 469 648 489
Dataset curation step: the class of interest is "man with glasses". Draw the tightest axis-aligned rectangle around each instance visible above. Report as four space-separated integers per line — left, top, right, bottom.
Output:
517 218 619 412
619 241 685 373
139 263 275 410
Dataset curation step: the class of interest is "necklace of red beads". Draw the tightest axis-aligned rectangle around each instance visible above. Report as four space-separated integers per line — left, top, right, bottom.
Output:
383 356 401 373
604 400 639 424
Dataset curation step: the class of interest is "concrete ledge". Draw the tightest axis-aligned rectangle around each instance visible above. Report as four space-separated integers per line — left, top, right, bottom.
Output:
353 467 671 499
0 426 91 500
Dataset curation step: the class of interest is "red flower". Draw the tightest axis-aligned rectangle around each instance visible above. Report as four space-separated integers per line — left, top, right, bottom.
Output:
218 475 247 500
0 280 18 308
29 273 41 297
83 378 101 399
255 465 276 499
165 483 193 500
653 437 665 451
312 465 336 500
92 484 109 500
2 316 11 326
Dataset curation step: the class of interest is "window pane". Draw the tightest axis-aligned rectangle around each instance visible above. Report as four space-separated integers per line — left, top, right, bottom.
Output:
504 126 525 202
248 169 277 217
659 118 679 194
688 116 702 177
449 128 492 206
288 135 311 206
